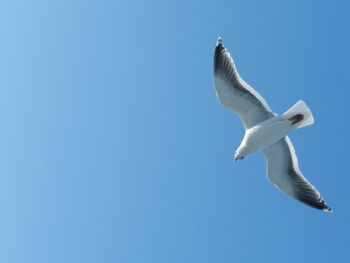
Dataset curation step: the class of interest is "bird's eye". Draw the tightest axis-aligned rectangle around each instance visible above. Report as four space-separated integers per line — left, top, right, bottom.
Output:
241 156 245 160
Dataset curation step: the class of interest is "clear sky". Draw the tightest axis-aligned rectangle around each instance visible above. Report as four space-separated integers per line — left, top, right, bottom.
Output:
0 0 348 262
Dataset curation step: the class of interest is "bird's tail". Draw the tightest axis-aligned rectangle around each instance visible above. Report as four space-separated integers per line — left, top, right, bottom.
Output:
281 100 314 129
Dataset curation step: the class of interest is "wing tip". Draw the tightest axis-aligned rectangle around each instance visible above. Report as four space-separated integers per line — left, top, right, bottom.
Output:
323 205 333 213
214 37 227 74
216 37 223 47
318 198 332 213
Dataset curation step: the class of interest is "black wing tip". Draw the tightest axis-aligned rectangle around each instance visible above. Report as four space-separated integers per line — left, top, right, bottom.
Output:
311 200 333 213
322 205 333 213
293 189 332 212
297 195 333 213
214 37 226 73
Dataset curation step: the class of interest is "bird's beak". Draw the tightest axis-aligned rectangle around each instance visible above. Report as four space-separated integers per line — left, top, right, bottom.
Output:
234 156 244 161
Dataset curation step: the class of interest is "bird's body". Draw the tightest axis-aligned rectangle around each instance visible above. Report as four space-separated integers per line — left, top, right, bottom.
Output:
238 116 291 157
236 100 312 159
213 37 332 212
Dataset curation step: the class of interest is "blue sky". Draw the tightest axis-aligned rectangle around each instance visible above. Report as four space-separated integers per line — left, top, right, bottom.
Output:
0 0 348 262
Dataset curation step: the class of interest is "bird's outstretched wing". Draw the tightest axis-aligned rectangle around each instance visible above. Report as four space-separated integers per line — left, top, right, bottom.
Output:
213 37 274 129
262 136 332 212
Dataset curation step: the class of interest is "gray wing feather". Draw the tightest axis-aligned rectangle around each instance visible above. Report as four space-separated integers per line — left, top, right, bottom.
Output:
262 137 332 212
213 38 274 128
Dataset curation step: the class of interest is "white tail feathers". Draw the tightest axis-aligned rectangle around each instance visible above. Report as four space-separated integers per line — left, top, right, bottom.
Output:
282 100 314 129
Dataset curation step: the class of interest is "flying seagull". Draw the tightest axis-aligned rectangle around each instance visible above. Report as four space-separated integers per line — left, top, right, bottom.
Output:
213 37 332 212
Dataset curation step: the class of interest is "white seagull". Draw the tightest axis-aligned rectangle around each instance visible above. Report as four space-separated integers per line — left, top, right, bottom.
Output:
213 37 332 212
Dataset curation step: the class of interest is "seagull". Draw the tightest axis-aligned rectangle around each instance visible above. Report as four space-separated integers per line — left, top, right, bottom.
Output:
213 37 332 212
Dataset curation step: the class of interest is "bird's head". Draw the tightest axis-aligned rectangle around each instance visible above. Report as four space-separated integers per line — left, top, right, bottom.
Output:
234 151 245 161
234 144 255 161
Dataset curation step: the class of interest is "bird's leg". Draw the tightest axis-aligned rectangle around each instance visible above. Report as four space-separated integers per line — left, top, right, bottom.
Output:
288 114 304 125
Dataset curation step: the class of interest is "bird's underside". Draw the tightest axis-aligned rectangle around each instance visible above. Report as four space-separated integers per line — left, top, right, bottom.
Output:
213 37 332 212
